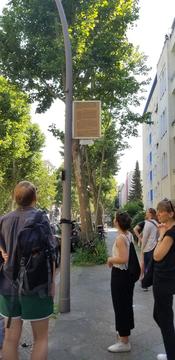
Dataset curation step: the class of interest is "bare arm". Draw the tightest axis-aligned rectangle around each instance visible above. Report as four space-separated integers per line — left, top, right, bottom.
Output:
107 235 128 267
133 225 142 240
153 235 173 261
0 247 8 263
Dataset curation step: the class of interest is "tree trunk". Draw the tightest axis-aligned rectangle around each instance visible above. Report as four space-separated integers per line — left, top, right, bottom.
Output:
85 146 104 228
95 201 103 225
72 140 93 243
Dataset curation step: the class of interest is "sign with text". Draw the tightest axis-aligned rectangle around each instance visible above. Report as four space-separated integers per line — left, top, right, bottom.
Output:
73 101 101 139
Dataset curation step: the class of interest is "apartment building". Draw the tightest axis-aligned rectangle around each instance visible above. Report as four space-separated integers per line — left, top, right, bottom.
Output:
118 171 134 207
143 18 175 208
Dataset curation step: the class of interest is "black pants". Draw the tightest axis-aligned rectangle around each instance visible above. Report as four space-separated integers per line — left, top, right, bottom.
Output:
153 287 175 360
111 267 135 337
144 249 154 274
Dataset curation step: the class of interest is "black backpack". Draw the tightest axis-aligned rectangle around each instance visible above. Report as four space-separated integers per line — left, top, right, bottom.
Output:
11 210 53 296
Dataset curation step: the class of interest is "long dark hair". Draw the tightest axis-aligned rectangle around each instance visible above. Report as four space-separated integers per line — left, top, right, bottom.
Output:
115 211 132 231
147 208 157 221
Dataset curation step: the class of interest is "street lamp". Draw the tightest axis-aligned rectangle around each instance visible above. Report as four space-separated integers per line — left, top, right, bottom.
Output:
54 0 73 313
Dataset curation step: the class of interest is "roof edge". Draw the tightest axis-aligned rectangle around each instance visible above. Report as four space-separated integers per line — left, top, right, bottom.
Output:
143 75 157 114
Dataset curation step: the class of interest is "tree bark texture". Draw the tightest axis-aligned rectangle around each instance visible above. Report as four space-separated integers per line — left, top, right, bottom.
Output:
72 140 93 242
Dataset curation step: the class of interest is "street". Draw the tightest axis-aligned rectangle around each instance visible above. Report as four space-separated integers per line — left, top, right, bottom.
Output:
20 229 166 359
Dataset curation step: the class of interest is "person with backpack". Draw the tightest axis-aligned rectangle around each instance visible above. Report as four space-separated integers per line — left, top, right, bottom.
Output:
107 211 136 353
140 208 159 290
0 181 56 360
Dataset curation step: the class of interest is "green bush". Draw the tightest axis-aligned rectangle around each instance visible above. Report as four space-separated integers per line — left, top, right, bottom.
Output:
73 239 108 266
122 200 144 218
132 210 145 228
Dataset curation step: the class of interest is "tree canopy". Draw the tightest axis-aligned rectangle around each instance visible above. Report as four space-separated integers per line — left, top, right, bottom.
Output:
0 0 150 236
0 0 149 122
0 76 56 213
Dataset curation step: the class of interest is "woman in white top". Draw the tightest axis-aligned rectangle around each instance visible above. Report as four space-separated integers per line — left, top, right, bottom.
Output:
107 211 135 353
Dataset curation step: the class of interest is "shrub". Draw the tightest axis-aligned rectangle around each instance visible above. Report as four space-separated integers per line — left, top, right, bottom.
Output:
73 239 108 266
132 210 145 228
122 200 144 218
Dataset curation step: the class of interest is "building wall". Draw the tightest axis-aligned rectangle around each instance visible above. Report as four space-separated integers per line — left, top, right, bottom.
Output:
118 171 134 207
118 183 127 207
143 19 175 208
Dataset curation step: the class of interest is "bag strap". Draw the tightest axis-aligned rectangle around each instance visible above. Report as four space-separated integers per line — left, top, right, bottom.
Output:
147 220 158 228
121 233 133 270
27 209 44 226
125 232 133 245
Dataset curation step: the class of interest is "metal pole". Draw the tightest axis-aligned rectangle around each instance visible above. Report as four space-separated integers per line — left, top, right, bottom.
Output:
54 0 72 313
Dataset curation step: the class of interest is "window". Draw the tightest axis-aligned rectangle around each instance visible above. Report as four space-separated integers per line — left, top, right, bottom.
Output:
150 170 153 182
149 133 152 145
160 108 167 138
162 152 168 178
150 189 153 202
159 66 166 98
149 152 152 164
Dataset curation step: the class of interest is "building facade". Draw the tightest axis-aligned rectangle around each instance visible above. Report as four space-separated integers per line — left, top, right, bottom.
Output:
118 171 134 207
143 19 175 208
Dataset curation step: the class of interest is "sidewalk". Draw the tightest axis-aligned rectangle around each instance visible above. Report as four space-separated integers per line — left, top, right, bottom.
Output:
20 229 165 359
48 230 165 360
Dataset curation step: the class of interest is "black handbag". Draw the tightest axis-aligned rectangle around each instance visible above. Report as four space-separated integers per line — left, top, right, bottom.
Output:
141 255 154 288
128 242 141 282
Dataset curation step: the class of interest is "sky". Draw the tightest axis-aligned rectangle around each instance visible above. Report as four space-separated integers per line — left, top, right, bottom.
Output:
0 0 175 180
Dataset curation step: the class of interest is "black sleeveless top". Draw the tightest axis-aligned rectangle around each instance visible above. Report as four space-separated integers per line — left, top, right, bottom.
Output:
153 225 175 293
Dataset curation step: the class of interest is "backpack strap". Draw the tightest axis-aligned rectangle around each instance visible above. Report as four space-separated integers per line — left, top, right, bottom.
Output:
28 209 44 226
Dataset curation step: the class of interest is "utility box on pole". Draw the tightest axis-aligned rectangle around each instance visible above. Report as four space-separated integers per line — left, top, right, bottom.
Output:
73 101 101 139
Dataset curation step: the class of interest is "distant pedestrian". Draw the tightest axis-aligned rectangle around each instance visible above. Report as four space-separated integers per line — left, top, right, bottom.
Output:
0 181 56 360
107 211 135 353
153 199 175 360
140 208 159 289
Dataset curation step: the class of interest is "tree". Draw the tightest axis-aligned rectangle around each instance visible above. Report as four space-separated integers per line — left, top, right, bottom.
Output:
30 160 57 210
0 0 150 240
85 112 125 226
55 164 80 220
0 76 56 213
0 0 149 112
128 161 143 201
123 199 144 218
